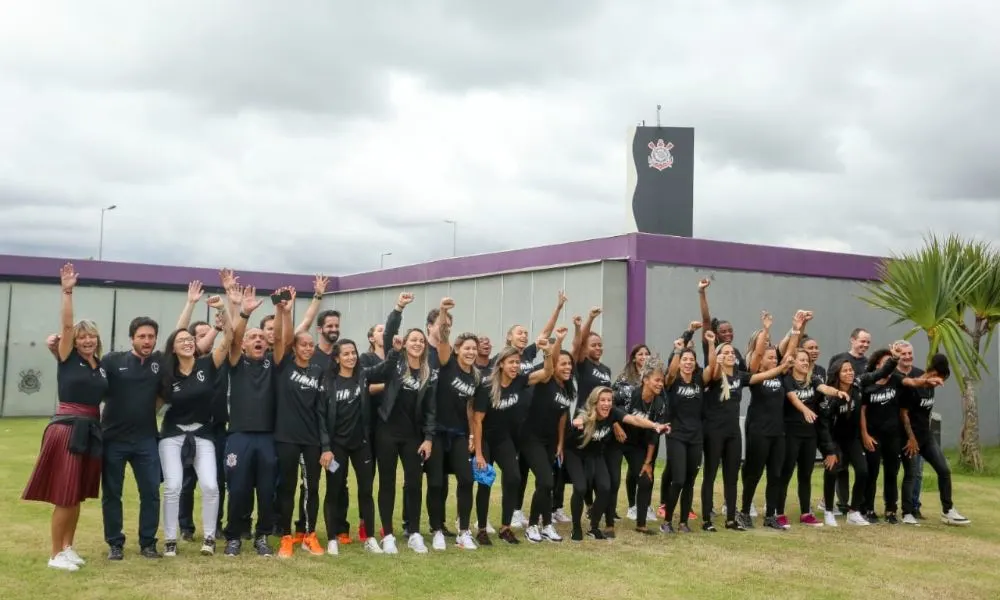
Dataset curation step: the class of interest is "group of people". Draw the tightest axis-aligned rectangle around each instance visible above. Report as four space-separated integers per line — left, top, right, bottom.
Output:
22 265 971 572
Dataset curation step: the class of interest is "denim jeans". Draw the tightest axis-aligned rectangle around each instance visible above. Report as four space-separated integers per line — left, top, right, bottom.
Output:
102 437 161 548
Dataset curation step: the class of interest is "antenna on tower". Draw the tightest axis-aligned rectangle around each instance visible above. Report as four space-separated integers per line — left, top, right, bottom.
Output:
656 104 662 128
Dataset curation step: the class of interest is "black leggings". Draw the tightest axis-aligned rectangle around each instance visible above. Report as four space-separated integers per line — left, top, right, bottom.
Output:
901 438 953 515
552 463 568 510
275 442 320 535
427 434 474 532
563 450 610 532
702 430 741 523
623 444 655 528
779 434 817 516
863 429 901 514
475 436 520 529
375 431 424 537
322 441 375 541
665 438 701 523
518 436 557 527
602 442 624 527
823 438 867 512
741 434 784 516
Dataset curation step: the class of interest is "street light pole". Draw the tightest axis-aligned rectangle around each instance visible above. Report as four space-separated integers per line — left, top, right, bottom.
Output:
444 219 457 257
98 204 117 261
380 251 392 269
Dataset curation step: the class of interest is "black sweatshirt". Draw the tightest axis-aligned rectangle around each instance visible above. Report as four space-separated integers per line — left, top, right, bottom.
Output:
381 308 437 441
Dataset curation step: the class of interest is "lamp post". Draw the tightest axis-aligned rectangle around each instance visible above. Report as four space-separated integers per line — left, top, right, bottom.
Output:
380 251 392 269
444 219 457 257
98 204 117 261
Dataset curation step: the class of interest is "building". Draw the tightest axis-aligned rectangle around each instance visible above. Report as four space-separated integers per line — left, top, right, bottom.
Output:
1 233 997 449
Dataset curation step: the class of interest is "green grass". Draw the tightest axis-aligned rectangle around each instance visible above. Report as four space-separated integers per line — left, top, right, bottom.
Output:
3 419 1000 600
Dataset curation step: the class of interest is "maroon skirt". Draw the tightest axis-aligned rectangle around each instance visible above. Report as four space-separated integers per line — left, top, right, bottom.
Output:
22 403 102 507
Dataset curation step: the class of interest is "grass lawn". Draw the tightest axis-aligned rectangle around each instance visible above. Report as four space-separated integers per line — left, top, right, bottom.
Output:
3 418 1000 600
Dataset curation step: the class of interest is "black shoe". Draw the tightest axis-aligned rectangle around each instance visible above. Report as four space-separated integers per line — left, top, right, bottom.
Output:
475 529 492 546
865 511 881 524
571 527 584 541
108 545 124 561
181 530 195 543
440 525 457 538
677 523 692 533
254 536 273 557
914 509 926 520
702 521 717 532
736 512 754 530
241 530 253 541
725 520 747 532
164 541 178 557
885 512 899 525
498 528 519 544
659 522 675 534
140 545 162 559
586 528 607 540
763 516 783 531
602 528 616 539
224 539 241 557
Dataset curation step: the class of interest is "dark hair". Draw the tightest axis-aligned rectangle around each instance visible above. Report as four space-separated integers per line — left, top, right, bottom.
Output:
866 348 894 373
799 334 815 347
426 308 452 330
260 314 275 329
928 353 950 379
187 320 210 336
556 349 577 400
826 356 854 388
329 339 359 379
159 328 190 397
129 316 159 338
850 328 870 340
367 325 378 353
711 318 732 334
615 344 650 386
317 310 341 328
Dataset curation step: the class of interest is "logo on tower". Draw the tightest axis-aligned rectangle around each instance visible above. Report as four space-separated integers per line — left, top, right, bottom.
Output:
647 139 675 171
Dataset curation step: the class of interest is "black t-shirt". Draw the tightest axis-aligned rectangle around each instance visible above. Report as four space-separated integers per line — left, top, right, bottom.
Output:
435 359 478 434
228 355 276 433
618 384 666 448
524 378 574 442
210 363 229 427
861 372 905 434
100 350 161 441
386 368 422 439
703 371 752 436
577 358 612 405
310 346 334 371
898 366 934 442
665 373 705 444
812 364 827 383
329 374 365 448
273 355 325 445
58 349 109 408
161 355 219 439
473 373 530 440
746 376 787 437
569 406 627 455
782 374 825 437
828 352 867 380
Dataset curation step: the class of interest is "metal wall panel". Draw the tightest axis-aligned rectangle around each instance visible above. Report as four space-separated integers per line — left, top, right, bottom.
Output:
0 284 9 415
600 261 629 377
3 283 116 417
113 289 197 351
471 276 503 346
498 273 534 347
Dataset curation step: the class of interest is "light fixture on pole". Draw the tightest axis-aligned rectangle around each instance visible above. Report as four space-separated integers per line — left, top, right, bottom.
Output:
444 219 457 257
98 204 117 261
380 251 392 269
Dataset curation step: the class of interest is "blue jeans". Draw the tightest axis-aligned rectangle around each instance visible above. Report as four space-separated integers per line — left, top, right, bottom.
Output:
102 437 161 548
911 455 924 511
224 432 277 540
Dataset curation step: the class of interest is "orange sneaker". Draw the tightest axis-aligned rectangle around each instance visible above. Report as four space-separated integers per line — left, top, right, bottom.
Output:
337 533 352 545
291 532 304 545
302 532 324 556
278 535 295 558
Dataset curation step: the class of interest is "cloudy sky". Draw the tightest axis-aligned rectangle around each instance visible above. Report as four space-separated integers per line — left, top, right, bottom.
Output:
1 0 998 275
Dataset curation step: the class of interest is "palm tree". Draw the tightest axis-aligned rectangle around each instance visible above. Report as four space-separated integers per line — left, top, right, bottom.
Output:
860 234 1000 472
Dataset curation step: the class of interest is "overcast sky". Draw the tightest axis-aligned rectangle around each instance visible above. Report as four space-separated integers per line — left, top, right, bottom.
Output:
1 0 997 275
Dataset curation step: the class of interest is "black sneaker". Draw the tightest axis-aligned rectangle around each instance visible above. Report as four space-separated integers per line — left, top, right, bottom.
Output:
224 539 241 557
586 528 607 540
736 512 754 529
602 528 616 539
498 528 519 544
885 512 899 525
677 523 692 533
659 522 675 534
254 536 273 557
241 530 253 541
200 536 216 556
140 545 162 559
914 509 926 520
181 530 195 543
440 525 457 538
725 520 747 532
108 545 124 561
571 527 584 541
702 522 717 532
763 516 783 531
164 541 178 557
475 529 492 546
865 511 881 525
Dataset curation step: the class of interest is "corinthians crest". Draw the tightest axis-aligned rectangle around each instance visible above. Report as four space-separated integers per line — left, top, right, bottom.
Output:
18 369 41 395
647 139 675 171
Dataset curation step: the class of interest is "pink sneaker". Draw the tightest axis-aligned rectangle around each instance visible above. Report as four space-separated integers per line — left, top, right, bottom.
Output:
799 513 822 527
776 514 791 529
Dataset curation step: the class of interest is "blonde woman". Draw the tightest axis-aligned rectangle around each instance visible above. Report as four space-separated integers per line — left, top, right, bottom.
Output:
566 386 668 541
24 264 108 571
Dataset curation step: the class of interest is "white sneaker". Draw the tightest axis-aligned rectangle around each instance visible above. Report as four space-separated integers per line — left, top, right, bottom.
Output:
525 525 543 543
364 538 383 553
824 512 838 527
407 532 428 554
749 504 759 518
326 540 339 556
511 509 528 529
846 511 870 526
901 514 920 526
645 506 658 522
48 552 80 571
552 508 571 523
431 530 446 551
942 508 971 526
61 546 85 566
381 534 398 554
541 524 563 542
626 506 638 521
484 522 496 534
455 530 478 550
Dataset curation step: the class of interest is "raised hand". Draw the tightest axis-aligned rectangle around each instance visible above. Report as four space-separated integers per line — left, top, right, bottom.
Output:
60 263 78 291
392 335 404 351
279 287 297 311
557 290 568 306
313 275 329 297
46 334 60 351
688 320 702 332
219 268 237 289
241 286 263 314
187 280 204 303
206 295 223 309
793 310 808 329
761 311 773 329
698 278 710 291
213 310 225 329
572 315 583 328
225 282 242 307
803 311 814 323
837 390 850 400
398 292 414 308
673 338 685 350
440 297 455 312
704 331 716 344
554 326 568 341
588 307 602 320
536 336 550 351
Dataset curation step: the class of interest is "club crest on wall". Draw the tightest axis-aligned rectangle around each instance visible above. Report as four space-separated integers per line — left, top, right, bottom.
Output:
18 369 41 395
647 139 675 171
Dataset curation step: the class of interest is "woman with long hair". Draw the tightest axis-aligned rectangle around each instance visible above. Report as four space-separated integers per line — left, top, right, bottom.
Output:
617 356 668 534
566 386 668 540
472 338 554 544
659 330 716 533
157 289 241 557
23 264 108 570
425 298 482 551
737 311 797 530
614 344 651 390
377 292 437 554
318 332 402 556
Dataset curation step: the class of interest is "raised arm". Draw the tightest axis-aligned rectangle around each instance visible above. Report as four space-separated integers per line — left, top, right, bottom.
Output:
295 275 329 335
573 307 602 363
434 297 455 366
363 336 403 383
748 359 792 385
538 291 567 340
175 280 204 331
748 311 773 373
570 315 584 358
56 263 78 362
697 278 712 330
665 338 683 386
527 335 557 386
195 311 223 357
273 287 296 365
219 268 243 322
383 292 414 350
230 286 264 365
208 296 235 369
778 310 812 358
702 331 718 384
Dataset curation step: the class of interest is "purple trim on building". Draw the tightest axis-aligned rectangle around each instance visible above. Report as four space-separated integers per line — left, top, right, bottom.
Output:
625 260 648 351
0 254 315 291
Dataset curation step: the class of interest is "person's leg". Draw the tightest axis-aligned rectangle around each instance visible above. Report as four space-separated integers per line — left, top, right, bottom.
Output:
192 436 220 540
900 452 916 516
634 449 655 529
590 455 612 532
213 427 227 534
178 463 197 537
920 440 953 512
133 437 163 550
491 437 522 528
660 457 672 508
351 442 378 534
740 435 767 514
721 434 741 523
323 445 350 541
475 441 493 530
881 432 901 515
425 435 447 532
912 454 924 514
835 470 850 513
300 446 322 534
603 443 624 528
679 442 702 524
845 439 868 513
664 438 688 522
336 475 351 537
516 451 530 516
254 434 278 538
796 435 817 515
763 436 785 518
375 432 400 537
522 439 555 527
399 438 425 536
563 451 588 535
823 464 838 514
700 432 723 525
624 451 639 510
777 435 800 517
274 442 300 536
224 432 253 541
450 443 474 531
101 441 128 550
863 440 882 515
158 436 185 544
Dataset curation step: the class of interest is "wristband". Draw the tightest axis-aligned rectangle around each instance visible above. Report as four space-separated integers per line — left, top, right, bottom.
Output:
239 311 251 320
214 325 224 332
313 294 323 301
